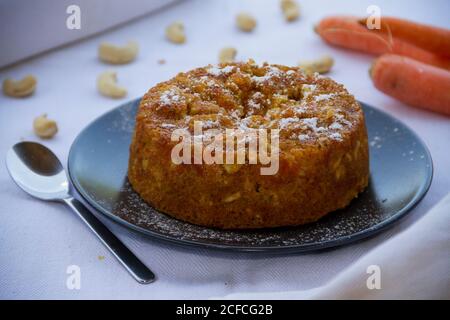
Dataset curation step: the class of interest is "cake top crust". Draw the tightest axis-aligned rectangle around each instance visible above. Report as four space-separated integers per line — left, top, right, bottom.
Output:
138 60 363 145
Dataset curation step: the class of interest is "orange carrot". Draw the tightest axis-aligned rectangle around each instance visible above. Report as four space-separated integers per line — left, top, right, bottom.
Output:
359 16 450 57
370 54 450 116
315 16 450 70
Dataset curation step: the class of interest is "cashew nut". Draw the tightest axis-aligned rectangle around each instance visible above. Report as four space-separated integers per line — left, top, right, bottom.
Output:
236 13 257 32
299 55 334 74
281 0 300 22
97 71 127 99
2 75 37 98
219 47 237 63
166 22 186 44
33 114 58 139
98 41 139 64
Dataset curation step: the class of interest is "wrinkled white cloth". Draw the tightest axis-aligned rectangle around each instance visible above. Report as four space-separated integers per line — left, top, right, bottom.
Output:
220 193 450 299
0 0 177 68
0 0 449 299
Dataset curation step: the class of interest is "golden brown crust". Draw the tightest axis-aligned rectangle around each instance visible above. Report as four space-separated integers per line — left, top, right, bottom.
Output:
128 60 369 229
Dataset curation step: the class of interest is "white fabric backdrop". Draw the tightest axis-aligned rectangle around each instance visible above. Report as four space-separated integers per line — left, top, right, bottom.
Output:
0 0 177 68
221 193 450 299
0 0 449 299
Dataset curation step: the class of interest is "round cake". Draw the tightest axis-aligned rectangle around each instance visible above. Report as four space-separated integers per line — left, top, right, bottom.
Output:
128 60 369 229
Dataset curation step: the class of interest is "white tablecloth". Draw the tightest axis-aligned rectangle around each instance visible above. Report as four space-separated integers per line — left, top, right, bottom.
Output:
0 0 176 68
0 0 449 299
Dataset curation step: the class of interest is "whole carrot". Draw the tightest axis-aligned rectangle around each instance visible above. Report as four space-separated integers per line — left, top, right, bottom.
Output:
370 54 450 116
359 16 450 57
315 16 450 70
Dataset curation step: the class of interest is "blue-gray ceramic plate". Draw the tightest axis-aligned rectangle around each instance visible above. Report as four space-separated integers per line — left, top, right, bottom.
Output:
68 99 432 253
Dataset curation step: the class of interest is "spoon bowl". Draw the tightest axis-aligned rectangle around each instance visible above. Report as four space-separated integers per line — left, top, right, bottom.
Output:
6 142 69 201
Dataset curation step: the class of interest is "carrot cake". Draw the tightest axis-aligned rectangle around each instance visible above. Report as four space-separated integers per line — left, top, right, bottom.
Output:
128 60 369 229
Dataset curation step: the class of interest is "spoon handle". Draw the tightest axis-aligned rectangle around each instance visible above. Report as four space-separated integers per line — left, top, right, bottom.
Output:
63 197 155 284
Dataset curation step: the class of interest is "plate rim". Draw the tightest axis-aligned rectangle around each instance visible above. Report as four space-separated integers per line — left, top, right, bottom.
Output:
67 99 433 253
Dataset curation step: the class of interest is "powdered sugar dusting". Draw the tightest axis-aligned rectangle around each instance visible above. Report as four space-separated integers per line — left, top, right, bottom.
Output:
329 132 343 141
279 117 299 129
314 93 336 102
276 115 349 141
251 66 283 85
207 65 235 76
98 180 385 248
329 122 342 130
160 88 183 105
286 70 296 75
301 84 317 98
247 92 264 116
298 134 309 141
